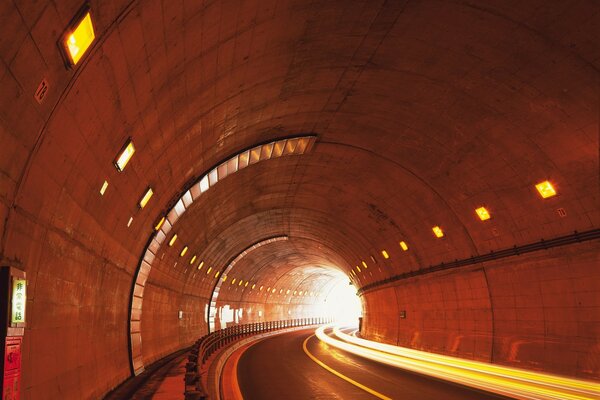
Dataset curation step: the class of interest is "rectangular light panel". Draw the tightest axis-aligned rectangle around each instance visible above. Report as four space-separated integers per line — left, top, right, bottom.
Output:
64 11 95 65
535 180 557 198
139 188 154 209
475 207 491 221
114 139 135 172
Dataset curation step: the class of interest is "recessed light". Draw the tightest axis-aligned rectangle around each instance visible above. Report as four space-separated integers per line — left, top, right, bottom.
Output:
168 234 178 246
114 139 135 172
381 250 389 259
127 216 133 227
100 180 108 195
362 261 368 269
190 255 197 264
154 217 165 231
139 187 153 209
62 10 95 66
197 261 204 270
535 180 557 199
399 241 409 251
180 246 188 257
475 207 491 221
432 226 444 238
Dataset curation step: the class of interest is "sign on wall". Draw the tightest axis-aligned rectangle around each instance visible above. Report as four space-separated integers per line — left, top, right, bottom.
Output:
11 279 26 324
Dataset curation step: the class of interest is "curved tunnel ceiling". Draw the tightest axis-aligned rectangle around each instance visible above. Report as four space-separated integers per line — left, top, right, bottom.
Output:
0 0 598 396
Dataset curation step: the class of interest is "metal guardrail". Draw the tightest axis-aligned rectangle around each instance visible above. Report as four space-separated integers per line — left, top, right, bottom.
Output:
183 317 332 399
358 228 600 296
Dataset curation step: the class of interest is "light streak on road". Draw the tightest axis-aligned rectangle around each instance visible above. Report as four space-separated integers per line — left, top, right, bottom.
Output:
314 324 600 400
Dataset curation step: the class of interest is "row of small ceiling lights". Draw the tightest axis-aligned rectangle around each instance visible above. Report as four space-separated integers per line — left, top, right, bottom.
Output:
62 11 561 288
349 181 558 281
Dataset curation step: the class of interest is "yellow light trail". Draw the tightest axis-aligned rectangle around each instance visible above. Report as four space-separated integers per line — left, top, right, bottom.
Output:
314 325 600 400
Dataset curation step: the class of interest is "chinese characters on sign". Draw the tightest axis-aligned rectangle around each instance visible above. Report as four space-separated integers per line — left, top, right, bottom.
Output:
11 278 26 324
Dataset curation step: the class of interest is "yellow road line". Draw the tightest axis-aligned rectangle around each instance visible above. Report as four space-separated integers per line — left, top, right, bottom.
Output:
302 334 392 400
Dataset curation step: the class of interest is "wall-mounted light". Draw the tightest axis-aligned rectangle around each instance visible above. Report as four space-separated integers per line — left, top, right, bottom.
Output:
154 216 165 231
100 180 108 196
189 255 197 264
399 241 409 251
535 180 557 199
361 261 368 269
475 207 491 221
214 271 220 278
432 226 444 238
61 9 95 66
139 187 154 209
168 234 178 246
114 139 135 172
381 250 389 259
197 261 204 270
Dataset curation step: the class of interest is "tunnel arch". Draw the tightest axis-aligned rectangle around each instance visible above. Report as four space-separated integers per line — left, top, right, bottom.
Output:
0 0 597 398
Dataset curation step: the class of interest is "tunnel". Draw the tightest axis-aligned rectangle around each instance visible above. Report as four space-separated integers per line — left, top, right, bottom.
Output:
0 0 598 399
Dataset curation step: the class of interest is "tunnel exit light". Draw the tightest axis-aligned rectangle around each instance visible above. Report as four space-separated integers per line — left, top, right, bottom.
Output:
475 207 491 221
399 241 409 251
62 10 95 66
114 139 135 172
138 188 154 209
432 226 444 238
535 180 557 198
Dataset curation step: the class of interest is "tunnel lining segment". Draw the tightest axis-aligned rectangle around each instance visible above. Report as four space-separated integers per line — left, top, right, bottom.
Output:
357 228 600 296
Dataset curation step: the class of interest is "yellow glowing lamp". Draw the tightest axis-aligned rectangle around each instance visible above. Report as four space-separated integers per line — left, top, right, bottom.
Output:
231 278 236 285
154 216 165 231
535 180 557 198
381 250 389 259
189 255 197 264
114 139 135 172
432 226 444 238
475 207 491 221
197 261 204 270
214 271 220 278
168 234 178 246
180 246 188 257
362 261 368 269
63 11 95 66
100 180 108 196
139 187 154 209
399 241 409 251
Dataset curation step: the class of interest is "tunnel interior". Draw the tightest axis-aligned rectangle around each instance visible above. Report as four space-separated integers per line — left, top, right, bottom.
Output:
0 0 598 398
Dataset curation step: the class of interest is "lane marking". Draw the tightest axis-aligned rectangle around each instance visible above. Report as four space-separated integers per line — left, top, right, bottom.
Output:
302 334 392 400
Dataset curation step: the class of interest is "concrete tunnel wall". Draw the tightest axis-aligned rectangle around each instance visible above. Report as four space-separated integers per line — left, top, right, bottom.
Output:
0 0 598 398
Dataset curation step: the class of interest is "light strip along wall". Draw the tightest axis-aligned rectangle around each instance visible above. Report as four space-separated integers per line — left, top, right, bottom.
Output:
208 235 289 333
128 135 317 375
